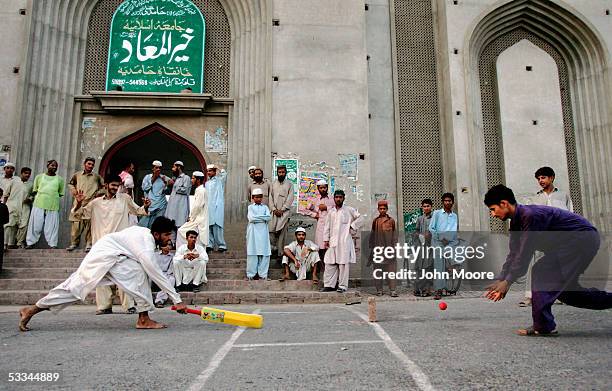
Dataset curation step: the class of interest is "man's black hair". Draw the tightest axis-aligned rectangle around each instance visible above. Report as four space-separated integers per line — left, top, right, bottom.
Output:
21 167 32 174
151 217 175 234
484 184 517 206
334 190 345 197
105 174 122 184
441 192 455 202
421 198 433 206
186 230 199 238
84 157 96 164
534 166 555 178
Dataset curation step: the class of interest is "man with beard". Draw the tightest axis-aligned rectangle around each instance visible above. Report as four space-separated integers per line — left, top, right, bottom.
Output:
247 168 270 206
303 179 335 262
18 217 187 331
269 165 294 259
165 161 192 231
139 161 169 229
72 175 150 315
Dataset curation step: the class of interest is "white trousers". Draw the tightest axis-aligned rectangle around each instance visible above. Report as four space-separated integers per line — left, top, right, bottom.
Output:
37 257 154 313
174 258 207 285
323 263 349 289
26 206 59 247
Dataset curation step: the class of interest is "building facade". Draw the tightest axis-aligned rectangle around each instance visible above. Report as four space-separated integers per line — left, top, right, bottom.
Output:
0 0 610 247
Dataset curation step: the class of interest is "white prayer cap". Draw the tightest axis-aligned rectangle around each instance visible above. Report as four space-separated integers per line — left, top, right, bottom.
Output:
3 162 15 168
207 164 216 170
192 171 205 178
248 165 257 171
152 160 162 167
173 160 184 167
295 227 306 233
316 179 327 186
252 188 264 196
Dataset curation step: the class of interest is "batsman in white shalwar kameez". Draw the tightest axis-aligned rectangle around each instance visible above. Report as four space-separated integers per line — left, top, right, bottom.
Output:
323 201 363 291
177 182 208 249
35 226 182 313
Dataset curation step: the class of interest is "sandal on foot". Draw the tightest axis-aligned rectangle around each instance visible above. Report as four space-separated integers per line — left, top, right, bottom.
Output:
517 326 558 336
390 291 398 297
376 290 383 296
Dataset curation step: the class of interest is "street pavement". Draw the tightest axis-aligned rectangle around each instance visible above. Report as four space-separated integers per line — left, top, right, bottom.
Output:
0 291 610 391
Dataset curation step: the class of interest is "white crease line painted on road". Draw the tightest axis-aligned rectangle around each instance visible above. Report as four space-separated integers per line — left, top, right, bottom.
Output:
234 340 384 348
186 309 260 391
344 306 436 391
259 311 310 314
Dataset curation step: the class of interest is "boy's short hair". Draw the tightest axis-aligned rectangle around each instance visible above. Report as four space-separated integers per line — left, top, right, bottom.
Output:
186 230 199 238
441 193 455 202
535 166 555 178
421 198 433 206
21 167 32 174
484 185 517 206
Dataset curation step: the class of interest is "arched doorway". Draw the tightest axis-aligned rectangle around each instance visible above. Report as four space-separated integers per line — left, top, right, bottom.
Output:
99 123 206 201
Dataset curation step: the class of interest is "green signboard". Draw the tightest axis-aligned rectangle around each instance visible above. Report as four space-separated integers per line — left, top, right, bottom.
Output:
106 0 205 93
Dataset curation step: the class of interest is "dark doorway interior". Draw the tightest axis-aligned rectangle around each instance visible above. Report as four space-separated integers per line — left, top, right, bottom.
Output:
100 123 206 202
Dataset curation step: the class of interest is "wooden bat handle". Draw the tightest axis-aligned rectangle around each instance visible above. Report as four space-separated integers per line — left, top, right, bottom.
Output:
170 306 201 315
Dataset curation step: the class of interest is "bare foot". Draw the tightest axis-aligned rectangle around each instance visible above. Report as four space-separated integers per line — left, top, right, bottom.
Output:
19 306 39 332
136 318 167 329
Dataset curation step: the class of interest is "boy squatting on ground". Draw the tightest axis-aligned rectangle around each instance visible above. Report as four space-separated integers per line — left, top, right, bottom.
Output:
483 184 612 336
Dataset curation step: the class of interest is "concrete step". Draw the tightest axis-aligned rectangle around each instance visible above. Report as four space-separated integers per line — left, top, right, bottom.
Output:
0 290 360 306
0 278 322 291
0 267 283 280
2 258 248 269
4 250 247 259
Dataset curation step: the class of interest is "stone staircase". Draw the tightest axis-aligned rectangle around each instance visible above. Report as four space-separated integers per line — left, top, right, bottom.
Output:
0 249 361 305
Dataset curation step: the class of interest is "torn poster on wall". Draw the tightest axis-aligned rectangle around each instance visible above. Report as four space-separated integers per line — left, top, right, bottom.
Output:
205 127 227 154
273 158 299 211
298 171 336 213
80 119 107 160
338 153 358 180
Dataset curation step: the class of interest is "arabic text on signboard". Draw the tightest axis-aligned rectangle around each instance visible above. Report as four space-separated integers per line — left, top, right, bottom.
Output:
106 0 205 93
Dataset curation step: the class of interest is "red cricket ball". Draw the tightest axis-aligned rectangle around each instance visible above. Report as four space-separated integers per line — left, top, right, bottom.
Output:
439 302 447 311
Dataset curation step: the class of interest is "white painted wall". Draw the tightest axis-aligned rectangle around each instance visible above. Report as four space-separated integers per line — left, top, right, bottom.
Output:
271 0 370 215
497 40 569 203
0 0 30 149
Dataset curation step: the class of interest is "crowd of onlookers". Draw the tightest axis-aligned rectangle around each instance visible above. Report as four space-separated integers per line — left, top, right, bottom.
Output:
0 157 571 308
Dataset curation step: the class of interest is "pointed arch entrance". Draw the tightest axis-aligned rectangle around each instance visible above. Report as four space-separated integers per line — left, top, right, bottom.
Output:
99 123 206 201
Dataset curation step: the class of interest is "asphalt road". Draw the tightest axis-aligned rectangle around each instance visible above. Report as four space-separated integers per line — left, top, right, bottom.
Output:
0 291 610 391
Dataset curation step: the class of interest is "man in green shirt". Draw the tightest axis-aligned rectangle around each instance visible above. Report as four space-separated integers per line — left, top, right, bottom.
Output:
26 160 65 249
67 157 104 251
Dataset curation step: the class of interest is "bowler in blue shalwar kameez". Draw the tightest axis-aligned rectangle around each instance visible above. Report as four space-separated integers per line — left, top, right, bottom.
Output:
484 185 612 335
246 190 271 279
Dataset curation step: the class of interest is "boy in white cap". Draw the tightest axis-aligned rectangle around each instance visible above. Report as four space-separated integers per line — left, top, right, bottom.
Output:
281 227 321 282
139 160 169 229
165 160 191 231
206 164 228 252
246 188 271 280
177 171 208 249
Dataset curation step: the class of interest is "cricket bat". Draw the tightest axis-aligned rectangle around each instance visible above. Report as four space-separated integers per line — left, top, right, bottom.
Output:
171 306 263 329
